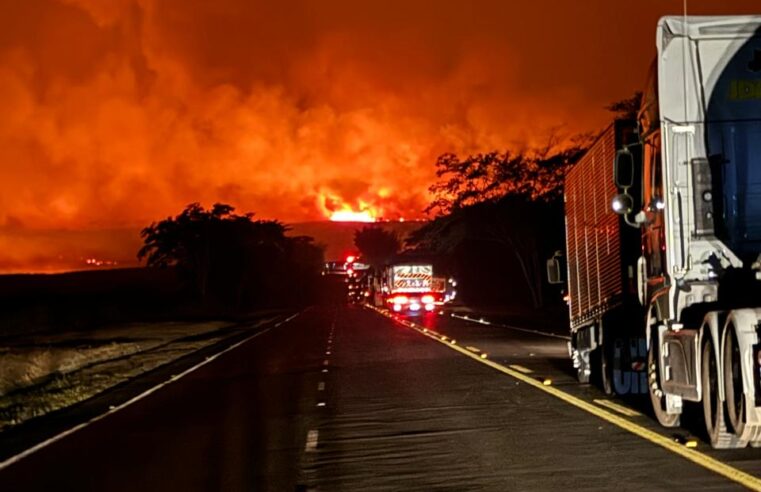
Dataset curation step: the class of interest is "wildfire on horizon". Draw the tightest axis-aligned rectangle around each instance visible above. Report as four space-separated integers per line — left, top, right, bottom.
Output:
330 210 376 223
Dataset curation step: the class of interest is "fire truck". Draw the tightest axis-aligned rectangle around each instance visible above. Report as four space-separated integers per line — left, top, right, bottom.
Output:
381 263 448 314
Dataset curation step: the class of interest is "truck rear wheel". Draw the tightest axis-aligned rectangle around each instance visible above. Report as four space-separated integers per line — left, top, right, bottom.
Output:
591 341 613 395
723 327 747 439
648 338 679 427
702 335 747 448
647 308 679 427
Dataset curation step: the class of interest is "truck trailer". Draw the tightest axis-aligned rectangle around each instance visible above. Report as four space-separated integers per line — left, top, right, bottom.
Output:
551 16 761 449
556 120 643 396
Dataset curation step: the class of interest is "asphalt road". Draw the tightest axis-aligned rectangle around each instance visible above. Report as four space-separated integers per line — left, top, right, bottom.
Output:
2 304 761 491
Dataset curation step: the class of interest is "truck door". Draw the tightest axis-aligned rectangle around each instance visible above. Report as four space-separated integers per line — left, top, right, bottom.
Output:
642 131 668 293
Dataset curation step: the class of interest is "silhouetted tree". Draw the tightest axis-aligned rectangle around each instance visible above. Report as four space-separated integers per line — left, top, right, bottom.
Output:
606 91 643 120
138 203 323 307
354 226 401 269
426 143 586 216
417 136 588 308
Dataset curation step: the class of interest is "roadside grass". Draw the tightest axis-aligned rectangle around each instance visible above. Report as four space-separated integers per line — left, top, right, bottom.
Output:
0 319 272 431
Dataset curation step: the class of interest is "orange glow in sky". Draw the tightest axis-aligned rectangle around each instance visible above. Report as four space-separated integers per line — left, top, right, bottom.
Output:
1 0 759 273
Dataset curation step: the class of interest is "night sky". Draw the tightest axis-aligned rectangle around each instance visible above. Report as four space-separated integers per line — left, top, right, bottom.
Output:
0 0 758 271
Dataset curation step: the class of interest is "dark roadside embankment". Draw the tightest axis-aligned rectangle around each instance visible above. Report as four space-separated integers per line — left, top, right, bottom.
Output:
0 266 325 434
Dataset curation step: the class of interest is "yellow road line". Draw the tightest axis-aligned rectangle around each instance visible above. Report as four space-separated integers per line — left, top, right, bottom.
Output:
593 399 642 417
367 306 761 491
508 364 533 374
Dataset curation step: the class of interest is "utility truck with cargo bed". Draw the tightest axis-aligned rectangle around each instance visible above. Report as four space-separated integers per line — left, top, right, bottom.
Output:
548 16 761 448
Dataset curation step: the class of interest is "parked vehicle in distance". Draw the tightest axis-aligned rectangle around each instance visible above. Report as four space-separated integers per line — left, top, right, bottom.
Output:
377 263 455 314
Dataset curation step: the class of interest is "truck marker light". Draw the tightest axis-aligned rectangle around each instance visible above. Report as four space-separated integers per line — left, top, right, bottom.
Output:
422 294 435 304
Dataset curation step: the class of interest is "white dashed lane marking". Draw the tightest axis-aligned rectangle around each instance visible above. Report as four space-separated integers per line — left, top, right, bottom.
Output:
305 430 319 452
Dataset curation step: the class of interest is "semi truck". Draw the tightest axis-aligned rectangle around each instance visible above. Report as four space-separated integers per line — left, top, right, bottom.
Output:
549 16 761 448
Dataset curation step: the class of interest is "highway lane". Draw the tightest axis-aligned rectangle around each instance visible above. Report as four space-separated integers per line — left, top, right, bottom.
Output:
0 304 758 490
0 308 331 491
412 308 761 485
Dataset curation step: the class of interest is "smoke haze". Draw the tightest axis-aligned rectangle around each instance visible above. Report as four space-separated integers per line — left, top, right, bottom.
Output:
0 0 757 271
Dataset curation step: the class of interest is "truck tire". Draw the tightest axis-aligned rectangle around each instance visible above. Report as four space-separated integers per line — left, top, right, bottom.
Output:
591 341 613 395
702 336 747 448
723 327 747 440
647 308 679 427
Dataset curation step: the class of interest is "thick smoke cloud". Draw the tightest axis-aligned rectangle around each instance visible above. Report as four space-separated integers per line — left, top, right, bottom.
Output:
0 0 757 271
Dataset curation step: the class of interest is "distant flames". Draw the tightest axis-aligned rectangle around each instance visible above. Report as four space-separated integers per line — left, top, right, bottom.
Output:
319 191 382 222
330 210 376 223
84 257 119 268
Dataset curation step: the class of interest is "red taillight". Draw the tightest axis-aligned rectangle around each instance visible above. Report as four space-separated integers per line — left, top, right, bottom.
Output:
422 294 435 304
392 295 409 304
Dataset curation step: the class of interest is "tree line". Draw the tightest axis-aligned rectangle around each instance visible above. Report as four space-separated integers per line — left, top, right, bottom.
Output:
138 203 323 310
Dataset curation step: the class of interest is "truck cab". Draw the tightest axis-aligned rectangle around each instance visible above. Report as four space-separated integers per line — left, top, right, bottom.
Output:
612 16 761 447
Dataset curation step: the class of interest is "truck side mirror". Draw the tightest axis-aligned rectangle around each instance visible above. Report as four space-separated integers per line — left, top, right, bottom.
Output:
614 148 635 189
546 251 565 284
